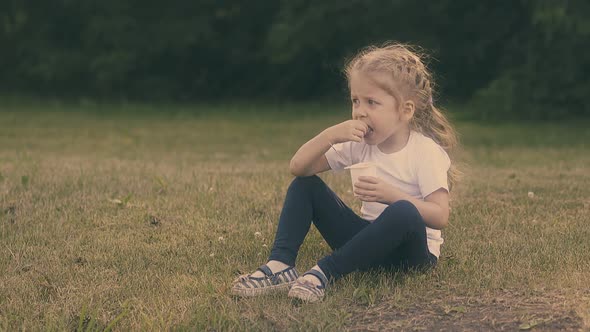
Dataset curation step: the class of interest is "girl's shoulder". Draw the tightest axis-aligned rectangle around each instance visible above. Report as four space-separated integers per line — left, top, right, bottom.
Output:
409 131 450 161
410 131 439 149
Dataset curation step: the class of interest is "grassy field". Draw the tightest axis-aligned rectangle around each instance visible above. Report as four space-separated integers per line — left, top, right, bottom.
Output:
1 102 589 331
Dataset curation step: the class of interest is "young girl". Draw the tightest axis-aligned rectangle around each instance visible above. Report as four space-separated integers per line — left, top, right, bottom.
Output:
231 42 458 302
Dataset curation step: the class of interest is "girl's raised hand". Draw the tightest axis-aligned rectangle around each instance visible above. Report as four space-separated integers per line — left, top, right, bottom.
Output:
324 120 369 144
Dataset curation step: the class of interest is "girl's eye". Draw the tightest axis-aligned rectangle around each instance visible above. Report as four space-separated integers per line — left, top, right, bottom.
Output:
368 99 377 105
351 98 359 105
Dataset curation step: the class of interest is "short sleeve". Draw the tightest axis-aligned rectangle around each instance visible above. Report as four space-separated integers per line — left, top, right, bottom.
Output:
324 141 353 171
417 143 451 198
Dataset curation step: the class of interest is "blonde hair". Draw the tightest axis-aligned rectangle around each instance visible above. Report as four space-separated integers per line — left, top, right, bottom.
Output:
345 42 461 190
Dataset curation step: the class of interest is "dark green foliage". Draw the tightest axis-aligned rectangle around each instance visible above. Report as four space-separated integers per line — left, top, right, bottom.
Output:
1 0 588 118
472 0 590 120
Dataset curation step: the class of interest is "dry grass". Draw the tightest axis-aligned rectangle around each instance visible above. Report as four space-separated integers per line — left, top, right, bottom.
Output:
0 103 589 330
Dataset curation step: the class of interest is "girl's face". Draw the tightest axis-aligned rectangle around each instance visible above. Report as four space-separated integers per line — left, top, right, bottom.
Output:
349 71 412 152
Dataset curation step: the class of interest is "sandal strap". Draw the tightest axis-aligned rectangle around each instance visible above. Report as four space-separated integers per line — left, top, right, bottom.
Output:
302 269 328 289
248 265 297 283
256 264 273 277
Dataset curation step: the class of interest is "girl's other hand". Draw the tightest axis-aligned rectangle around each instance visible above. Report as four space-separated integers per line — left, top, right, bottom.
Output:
324 120 368 144
354 176 396 205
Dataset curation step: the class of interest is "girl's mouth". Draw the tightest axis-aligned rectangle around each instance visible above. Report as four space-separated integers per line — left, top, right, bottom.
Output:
365 126 374 137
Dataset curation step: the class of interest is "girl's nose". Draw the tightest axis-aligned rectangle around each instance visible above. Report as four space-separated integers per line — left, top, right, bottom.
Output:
353 107 367 119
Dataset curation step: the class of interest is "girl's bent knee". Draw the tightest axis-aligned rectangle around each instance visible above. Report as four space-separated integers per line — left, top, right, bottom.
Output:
388 200 417 213
384 200 422 222
289 175 324 191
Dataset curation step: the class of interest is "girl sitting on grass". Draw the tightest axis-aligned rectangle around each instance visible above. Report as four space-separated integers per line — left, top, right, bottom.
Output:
231 42 459 303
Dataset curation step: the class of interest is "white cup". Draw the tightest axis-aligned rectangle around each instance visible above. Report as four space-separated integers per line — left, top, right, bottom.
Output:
345 162 377 196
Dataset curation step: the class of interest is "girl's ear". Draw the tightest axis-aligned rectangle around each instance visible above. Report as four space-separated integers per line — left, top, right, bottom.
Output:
402 100 415 121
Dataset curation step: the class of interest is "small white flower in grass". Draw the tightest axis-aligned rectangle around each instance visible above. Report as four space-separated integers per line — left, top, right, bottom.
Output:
210 253 215 257
254 232 262 237
528 191 535 198
218 236 225 242
262 244 267 248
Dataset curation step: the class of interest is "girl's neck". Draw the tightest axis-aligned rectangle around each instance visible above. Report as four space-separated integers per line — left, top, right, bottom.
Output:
377 126 411 154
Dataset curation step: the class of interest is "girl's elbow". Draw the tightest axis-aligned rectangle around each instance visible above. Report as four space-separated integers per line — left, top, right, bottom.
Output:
289 158 304 177
438 209 450 229
438 216 449 229
428 217 448 230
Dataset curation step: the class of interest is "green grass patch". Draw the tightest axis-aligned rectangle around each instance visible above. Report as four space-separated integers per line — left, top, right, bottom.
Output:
0 103 589 330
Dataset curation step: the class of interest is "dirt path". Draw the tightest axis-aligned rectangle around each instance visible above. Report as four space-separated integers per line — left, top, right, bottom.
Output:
347 290 589 331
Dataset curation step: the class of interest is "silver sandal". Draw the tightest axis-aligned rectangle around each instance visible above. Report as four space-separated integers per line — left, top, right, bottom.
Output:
231 264 299 297
287 269 328 303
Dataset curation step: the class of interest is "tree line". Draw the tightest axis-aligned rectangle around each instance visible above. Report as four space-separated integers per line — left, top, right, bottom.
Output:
1 0 588 118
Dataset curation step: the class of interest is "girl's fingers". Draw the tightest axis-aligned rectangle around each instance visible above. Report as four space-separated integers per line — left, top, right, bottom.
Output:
354 182 375 191
354 188 375 196
361 125 368 135
354 129 366 137
357 195 375 202
354 121 368 133
358 176 378 184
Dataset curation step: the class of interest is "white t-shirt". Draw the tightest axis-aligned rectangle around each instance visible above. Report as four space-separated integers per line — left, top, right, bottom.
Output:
325 130 450 258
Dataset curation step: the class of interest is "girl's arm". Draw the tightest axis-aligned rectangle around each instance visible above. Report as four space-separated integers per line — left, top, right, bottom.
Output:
391 188 450 230
290 120 369 177
289 132 332 177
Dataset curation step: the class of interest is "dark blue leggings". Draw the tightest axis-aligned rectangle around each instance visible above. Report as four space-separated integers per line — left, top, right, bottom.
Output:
269 176 437 282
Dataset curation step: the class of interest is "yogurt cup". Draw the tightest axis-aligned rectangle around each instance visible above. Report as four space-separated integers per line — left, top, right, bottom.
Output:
344 162 377 196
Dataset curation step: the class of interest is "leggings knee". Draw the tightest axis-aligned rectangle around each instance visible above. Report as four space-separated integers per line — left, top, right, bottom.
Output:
380 200 422 228
388 200 419 215
288 175 324 192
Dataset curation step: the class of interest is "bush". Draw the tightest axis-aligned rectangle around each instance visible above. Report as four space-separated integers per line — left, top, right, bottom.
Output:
471 0 590 120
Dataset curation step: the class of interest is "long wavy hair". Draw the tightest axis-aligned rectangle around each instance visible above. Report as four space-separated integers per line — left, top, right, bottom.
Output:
345 42 461 190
